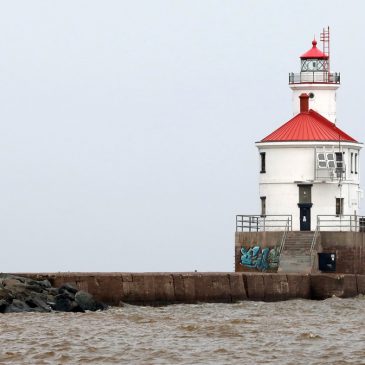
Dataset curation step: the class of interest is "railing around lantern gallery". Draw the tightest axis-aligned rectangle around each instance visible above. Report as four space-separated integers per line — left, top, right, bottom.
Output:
317 215 365 232
288 72 340 84
235 215 293 232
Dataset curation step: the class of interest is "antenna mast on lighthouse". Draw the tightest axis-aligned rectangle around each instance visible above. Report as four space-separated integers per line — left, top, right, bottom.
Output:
320 26 330 74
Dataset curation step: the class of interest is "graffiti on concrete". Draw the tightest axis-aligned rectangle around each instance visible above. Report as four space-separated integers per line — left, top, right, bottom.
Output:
240 246 280 271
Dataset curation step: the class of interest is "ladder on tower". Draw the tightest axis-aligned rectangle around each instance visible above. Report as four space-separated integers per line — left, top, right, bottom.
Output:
320 26 330 74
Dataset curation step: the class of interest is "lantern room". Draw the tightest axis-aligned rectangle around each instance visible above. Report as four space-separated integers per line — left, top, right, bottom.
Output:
300 40 328 72
289 28 340 85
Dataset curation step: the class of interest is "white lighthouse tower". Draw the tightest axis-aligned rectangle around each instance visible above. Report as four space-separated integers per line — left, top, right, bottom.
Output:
289 29 339 123
256 28 363 231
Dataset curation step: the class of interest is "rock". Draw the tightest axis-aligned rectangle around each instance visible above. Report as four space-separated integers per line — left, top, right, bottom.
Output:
53 293 83 312
0 299 9 313
48 287 59 296
46 293 56 302
38 280 52 289
0 275 106 313
25 295 51 312
0 287 13 301
1 274 27 285
75 291 106 311
25 283 43 293
53 293 73 312
59 283 78 294
5 299 31 313
58 288 75 300
2 278 25 289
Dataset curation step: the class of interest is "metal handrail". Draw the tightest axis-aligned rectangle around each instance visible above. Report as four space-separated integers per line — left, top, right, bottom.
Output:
315 166 346 181
317 215 365 232
279 218 290 254
236 215 293 232
310 223 319 253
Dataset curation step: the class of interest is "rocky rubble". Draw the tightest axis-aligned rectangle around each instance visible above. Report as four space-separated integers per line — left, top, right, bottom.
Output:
0 274 107 313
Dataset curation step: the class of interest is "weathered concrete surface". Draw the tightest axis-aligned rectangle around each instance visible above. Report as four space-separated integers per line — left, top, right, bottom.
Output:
320 232 365 274
357 275 365 295
310 274 359 299
13 272 365 306
16 273 249 305
235 231 365 274
243 273 311 301
235 232 283 272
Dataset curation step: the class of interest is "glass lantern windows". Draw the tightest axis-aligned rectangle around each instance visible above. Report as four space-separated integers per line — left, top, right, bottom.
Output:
301 59 327 72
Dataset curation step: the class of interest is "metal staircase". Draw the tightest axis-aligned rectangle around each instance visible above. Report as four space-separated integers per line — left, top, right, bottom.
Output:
278 231 316 273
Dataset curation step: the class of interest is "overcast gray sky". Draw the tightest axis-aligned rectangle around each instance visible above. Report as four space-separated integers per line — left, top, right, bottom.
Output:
0 1 364 272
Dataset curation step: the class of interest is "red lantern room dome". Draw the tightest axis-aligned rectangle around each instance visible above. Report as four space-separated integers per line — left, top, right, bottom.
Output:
300 39 328 59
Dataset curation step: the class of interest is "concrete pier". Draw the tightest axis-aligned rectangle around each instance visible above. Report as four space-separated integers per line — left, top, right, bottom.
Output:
13 272 365 306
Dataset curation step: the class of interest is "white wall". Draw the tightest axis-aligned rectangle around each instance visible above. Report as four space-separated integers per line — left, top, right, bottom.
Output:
260 147 315 183
257 142 362 230
290 84 339 123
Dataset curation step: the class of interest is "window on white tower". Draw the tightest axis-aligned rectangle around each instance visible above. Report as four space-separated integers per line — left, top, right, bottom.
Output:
327 153 336 168
355 153 358 174
351 153 354 173
335 152 343 167
316 152 340 169
260 197 266 216
260 152 266 173
335 152 345 178
317 153 327 168
336 198 344 215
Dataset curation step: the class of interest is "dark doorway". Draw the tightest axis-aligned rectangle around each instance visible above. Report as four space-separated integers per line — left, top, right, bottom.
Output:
298 184 313 231
299 204 312 231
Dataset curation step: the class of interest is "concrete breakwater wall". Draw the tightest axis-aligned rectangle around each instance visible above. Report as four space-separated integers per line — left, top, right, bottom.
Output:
14 272 365 306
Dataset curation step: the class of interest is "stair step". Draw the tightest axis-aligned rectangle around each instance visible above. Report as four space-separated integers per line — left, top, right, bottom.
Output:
278 231 317 273
282 253 311 256
286 238 312 240
284 242 312 245
285 239 312 242
278 267 311 273
285 240 312 245
285 243 311 245
283 246 311 249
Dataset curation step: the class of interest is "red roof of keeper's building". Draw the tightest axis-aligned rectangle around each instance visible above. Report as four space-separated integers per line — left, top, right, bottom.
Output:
261 110 357 142
301 39 328 59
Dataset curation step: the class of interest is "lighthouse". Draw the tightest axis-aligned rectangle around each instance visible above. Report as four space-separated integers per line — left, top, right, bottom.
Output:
235 28 365 274
255 28 362 232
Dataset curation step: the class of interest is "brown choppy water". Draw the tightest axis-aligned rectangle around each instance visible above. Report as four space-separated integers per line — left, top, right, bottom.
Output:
1 297 365 365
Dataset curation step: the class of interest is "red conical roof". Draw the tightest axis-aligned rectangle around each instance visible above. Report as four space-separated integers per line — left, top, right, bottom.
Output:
261 110 357 142
300 39 328 59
